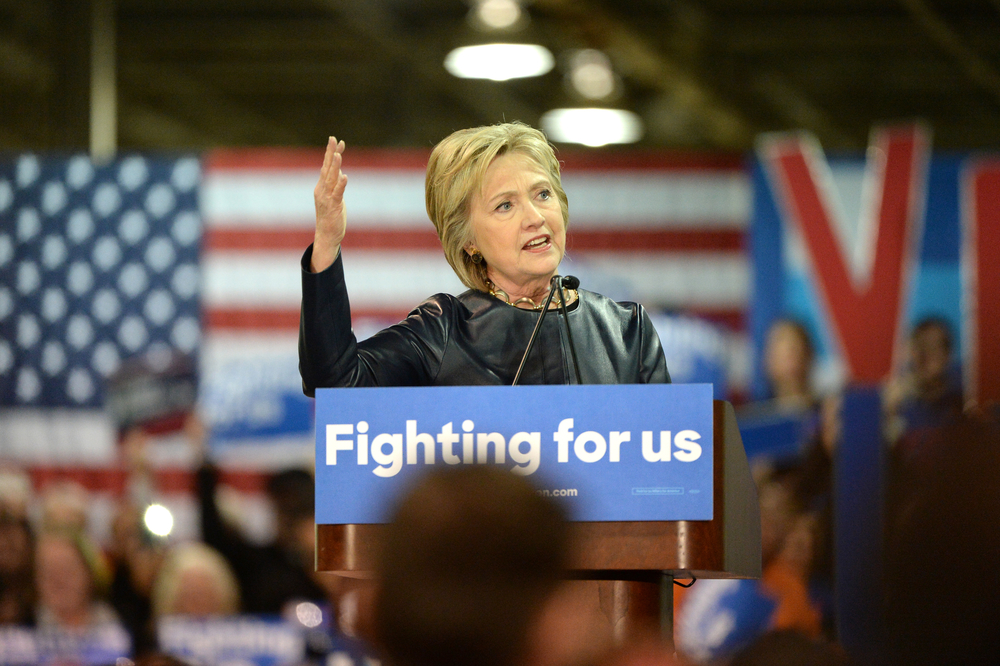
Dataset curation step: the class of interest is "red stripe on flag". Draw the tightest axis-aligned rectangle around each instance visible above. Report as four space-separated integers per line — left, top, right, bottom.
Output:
685 308 746 331
203 227 744 253
203 228 444 251
204 307 416 331
29 467 271 495
205 308 302 331
568 229 743 252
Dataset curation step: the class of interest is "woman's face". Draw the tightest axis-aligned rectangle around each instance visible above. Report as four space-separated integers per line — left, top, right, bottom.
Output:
35 535 93 621
170 567 231 617
0 518 31 575
765 322 810 387
466 152 565 296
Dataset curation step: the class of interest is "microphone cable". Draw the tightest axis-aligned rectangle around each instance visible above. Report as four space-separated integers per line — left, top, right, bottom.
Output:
512 275 581 386
555 275 582 384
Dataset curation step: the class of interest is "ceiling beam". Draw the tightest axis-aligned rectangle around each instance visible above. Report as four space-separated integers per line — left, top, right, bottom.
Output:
533 0 756 148
898 0 1000 108
118 61 303 146
117 97 216 149
116 17 358 55
751 72 859 149
0 35 53 91
310 0 540 128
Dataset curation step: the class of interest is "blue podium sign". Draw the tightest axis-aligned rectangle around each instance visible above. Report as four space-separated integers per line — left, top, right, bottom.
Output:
315 383 714 524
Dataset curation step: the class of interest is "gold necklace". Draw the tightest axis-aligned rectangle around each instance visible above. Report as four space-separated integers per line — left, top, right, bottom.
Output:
487 280 578 311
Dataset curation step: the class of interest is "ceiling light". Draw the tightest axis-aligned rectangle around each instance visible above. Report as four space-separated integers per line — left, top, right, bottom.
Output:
568 50 616 100
540 108 644 147
445 43 554 81
476 0 522 29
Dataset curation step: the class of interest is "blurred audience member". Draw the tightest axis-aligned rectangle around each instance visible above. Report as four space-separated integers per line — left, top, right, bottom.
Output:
151 542 240 618
38 480 91 533
105 424 171 656
107 501 166 656
742 318 829 494
0 464 33 522
198 464 326 615
600 638 682 666
764 318 817 411
133 654 190 666
883 415 1000 664
0 508 35 626
373 466 589 666
883 317 968 550
34 530 116 630
728 630 853 666
677 467 822 662
189 410 326 615
743 318 837 635
1 464 35 626
883 317 963 463
34 528 131 661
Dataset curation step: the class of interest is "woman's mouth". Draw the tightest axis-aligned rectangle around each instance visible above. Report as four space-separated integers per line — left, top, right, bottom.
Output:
523 236 550 251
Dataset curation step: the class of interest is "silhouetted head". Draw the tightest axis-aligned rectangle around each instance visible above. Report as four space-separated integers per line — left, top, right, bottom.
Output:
374 466 570 666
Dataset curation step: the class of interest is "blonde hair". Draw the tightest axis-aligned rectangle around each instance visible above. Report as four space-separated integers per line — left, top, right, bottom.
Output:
151 542 240 618
425 122 569 292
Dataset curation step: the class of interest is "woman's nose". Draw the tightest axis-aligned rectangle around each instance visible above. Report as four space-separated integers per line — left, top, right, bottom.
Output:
522 202 545 227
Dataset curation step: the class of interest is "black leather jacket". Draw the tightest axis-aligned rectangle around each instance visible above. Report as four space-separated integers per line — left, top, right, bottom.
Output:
299 246 670 394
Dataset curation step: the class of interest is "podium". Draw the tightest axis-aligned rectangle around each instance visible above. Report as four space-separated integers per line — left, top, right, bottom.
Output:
315 399 760 643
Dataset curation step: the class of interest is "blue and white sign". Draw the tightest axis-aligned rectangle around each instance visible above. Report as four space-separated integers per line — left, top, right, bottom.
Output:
157 616 305 666
0 625 132 666
315 383 714 523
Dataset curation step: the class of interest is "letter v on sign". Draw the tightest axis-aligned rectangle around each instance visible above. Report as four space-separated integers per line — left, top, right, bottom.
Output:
962 159 1000 405
758 125 929 383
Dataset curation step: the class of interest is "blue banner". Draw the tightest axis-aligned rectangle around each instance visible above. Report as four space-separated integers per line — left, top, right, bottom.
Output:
157 616 305 666
315 383 714 523
0 625 132 666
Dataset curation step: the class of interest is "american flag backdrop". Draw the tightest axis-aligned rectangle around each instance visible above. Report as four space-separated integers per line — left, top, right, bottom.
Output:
2 147 751 470
0 154 201 461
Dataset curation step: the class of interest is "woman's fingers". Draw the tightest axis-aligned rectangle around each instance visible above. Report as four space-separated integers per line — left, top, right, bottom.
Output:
317 140 344 201
334 169 348 195
321 136 336 173
311 136 349 272
319 139 348 200
321 138 339 187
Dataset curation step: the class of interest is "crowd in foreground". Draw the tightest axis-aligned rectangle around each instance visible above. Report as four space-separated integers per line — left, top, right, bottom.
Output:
2 318 998 666
0 418 365 666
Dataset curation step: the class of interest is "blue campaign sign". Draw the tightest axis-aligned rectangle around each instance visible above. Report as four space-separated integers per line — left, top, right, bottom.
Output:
157 616 305 666
315 383 714 524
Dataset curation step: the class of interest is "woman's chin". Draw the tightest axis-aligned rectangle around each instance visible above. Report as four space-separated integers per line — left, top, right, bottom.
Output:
522 247 562 271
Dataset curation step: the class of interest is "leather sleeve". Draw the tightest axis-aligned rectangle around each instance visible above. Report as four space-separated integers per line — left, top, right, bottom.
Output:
637 304 672 384
299 245 449 394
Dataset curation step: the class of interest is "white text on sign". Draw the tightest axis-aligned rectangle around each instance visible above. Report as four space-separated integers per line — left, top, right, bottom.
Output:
325 418 703 478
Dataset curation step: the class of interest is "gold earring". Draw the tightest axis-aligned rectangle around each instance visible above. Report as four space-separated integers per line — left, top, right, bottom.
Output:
470 250 483 264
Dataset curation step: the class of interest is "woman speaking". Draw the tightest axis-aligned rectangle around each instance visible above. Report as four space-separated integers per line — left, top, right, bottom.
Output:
299 122 669 390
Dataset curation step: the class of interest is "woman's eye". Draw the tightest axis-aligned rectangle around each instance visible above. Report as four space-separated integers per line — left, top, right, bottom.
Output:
538 189 551 200
495 201 512 212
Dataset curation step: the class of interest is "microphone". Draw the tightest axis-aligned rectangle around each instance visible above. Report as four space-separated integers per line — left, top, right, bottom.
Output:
554 276 582 384
511 275 582 386
560 275 580 290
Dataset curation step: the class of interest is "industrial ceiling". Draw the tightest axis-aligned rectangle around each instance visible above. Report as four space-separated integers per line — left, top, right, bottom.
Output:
2 0 999 153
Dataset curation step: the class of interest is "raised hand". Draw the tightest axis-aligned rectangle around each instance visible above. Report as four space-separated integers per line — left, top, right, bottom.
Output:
311 136 348 272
